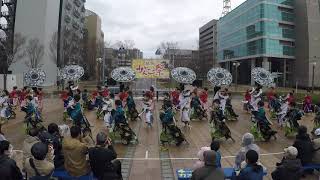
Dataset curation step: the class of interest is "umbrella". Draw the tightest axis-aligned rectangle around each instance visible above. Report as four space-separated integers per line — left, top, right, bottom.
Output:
251 67 274 86
24 68 46 87
207 67 233 86
111 67 136 82
171 67 196 84
61 65 84 80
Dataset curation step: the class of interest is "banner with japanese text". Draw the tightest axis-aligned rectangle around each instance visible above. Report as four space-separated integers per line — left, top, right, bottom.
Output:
132 59 170 79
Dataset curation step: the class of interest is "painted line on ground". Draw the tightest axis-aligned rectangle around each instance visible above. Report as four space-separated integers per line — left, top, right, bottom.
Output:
115 151 284 161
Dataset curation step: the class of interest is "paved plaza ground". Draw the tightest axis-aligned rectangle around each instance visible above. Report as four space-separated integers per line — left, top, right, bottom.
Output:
2 97 319 180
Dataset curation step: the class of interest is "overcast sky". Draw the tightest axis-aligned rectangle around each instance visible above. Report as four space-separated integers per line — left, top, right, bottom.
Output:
86 0 246 58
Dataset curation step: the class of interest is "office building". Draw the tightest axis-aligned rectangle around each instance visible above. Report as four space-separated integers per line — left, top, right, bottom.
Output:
164 49 200 75
199 19 218 79
85 9 104 80
7 0 86 86
294 0 320 87
217 0 295 86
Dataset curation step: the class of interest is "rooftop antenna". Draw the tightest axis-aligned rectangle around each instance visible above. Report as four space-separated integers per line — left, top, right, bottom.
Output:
222 0 231 17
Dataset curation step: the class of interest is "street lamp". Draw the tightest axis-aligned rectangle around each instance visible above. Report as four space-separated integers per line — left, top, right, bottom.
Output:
233 61 240 91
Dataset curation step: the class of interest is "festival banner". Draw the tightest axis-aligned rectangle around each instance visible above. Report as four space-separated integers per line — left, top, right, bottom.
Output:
132 59 170 79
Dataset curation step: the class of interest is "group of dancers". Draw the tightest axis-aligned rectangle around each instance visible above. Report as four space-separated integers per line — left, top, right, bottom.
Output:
0 86 44 134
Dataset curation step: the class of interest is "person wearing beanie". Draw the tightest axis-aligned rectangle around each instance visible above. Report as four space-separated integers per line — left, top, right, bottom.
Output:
237 150 263 180
235 133 260 169
271 146 302 180
24 142 54 179
88 132 121 180
191 150 224 180
192 147 211 170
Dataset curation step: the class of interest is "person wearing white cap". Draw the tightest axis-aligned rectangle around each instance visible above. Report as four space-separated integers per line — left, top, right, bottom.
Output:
312 128 320 164
271 146 302 180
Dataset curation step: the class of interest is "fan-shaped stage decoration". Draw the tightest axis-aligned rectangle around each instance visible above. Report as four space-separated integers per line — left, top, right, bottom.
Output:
24 68 46 87
207 67 233 86
171 67 196 84
61 65 84 80
251 67 274 86
111 67 136 82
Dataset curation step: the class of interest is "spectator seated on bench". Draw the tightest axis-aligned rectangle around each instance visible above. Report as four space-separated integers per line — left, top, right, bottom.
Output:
52 170 95 180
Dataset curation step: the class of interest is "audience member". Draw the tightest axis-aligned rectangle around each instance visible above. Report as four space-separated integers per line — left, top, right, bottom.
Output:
47 123 64 169
24 142 54 179
293 126 314 165
0 140 23 180
192 147 210 170
23 128 40 166
271 146 302 180
312 128 320 164
89 132 122 180
191 150 224 180
237 150 263 180
62 126 90 177
235 133 260 169
210 140 221 168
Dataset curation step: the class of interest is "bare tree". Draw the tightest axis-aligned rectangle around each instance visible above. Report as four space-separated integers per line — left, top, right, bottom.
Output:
0 33 27 89
48 31 58 65
158 41 179 64
25 38 44 68
114 39 135 49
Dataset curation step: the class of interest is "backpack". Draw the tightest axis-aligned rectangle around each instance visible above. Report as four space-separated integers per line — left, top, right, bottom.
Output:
28 158 52 180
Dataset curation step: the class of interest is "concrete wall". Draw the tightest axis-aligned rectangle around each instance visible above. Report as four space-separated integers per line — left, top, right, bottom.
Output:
0 74 24 90
294 0 320 87
10 0 59 86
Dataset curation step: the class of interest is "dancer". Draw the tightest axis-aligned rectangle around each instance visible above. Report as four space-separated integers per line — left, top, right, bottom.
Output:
9 86 19 107
0 90 10 124
140 92 154 128
284 102 303 136
313 105 320 133
214 88 229 115
190 91 207 121
126 91 140 121
159 95 185 146
111 100 137 145
276 99 289 127
171 87 180 107
249 85 263 111
303 90 312 113
199 88 209 110
243 89 251 112
251 101 277 141
210 99 235 142
225 92 239 120
102 95 114 128
179 89 192 128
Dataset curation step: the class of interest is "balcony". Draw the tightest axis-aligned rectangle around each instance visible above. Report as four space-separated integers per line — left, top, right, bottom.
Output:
73 9 80 18
74 0 81 7
64 15 71 23
72 22 80 30
65 2 72 11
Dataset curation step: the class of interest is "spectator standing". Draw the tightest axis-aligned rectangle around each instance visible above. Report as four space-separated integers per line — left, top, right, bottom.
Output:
237 150 263 180
24 142 54 179
0 140 23 180
191 150 224 180
89 132 122 180
271 146 302 180
62 126 90 177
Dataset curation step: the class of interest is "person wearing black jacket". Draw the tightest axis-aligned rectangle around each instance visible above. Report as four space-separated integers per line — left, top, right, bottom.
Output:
89 132 122 180
293 126 314 165
271 146 303 180
0 140 23 180
47 123 64 169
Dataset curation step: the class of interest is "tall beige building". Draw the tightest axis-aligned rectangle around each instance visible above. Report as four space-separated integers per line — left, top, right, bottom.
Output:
85 9 104 81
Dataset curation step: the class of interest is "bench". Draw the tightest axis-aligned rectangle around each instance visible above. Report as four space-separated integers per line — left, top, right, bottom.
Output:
303 164 320 170
52 170 96 180
176 168 267 180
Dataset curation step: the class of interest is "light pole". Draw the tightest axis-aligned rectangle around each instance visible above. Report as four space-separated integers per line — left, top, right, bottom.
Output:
233 62 240 91
96 57 102 83
312 61 317 93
